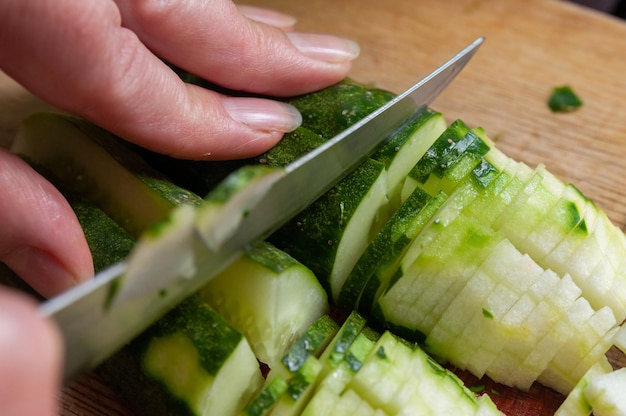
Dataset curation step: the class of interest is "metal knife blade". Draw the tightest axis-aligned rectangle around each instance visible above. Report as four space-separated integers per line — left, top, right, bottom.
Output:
40 37 484 381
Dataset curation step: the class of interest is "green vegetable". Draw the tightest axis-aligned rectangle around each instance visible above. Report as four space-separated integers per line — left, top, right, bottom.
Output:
11 113 201 237
12 75 626 413
99 295 263 416
548 85 583 112
198 240 329 368
270 158 389 299
242 315 338 415
288 80 395 139
583 367 626 416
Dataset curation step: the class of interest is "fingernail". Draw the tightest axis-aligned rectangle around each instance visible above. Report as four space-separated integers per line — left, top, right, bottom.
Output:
223 97 302 133
4 247 79 298
287 32 360 63
239 5 297 30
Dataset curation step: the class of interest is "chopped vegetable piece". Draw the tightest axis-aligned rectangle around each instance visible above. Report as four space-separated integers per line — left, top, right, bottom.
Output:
548 85 583 112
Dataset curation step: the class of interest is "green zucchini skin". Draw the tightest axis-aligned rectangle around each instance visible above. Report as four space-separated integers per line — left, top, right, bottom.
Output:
98 295 262 416
11 113 202 238
268 158 387 295
288 80 396 139
71 199 135 272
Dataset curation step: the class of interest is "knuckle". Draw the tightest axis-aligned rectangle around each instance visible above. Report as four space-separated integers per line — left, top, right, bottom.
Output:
125 0 179 30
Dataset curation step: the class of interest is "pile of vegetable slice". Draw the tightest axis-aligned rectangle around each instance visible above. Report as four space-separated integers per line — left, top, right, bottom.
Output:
4 79 626 415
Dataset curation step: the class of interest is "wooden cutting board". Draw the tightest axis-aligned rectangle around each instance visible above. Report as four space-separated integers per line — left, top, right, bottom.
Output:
2 0 623 414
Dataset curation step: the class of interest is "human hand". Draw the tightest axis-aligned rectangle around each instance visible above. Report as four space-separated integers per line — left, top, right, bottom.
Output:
0 2 358 413
1 0 358 160
0 286 62 416
0 1 358 295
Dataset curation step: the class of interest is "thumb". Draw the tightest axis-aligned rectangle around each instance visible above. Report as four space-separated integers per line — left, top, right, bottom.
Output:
0 287 63 416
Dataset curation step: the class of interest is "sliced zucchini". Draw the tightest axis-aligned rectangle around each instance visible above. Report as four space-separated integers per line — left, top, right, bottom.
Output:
11 112 201 237
100 295 263 416
198 240 329 367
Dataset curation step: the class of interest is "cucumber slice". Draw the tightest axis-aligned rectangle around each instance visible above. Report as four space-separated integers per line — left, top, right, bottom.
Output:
554 363 610 416
371 109 446 206
99 295 263 416
400 120 490 201
271 158 389 301
300 313 379 414
277 314 339 377
268 356 324 416
336 186 443 312
242 375 289 416
583 367 626 416
243 315 339 416
198 241 329 367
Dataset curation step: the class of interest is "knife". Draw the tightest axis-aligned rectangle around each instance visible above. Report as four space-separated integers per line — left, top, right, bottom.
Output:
40 36 484 381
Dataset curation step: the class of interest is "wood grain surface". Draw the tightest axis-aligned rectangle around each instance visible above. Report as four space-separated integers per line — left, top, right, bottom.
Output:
1 0 626 415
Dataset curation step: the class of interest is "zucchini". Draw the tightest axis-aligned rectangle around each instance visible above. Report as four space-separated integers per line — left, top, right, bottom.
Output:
336 187 445 313
11 113 201 237
270 157 390 300
288 80 395 139
11 76 626 412
583 367 626 416
347 330 502 415
198 240 329 368
99 295 263 416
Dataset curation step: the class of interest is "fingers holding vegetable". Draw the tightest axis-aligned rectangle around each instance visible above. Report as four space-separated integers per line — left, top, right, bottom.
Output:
0 0 359 160
113 0 359 95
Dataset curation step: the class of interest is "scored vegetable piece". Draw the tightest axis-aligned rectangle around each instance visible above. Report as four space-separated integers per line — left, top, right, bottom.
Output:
583 367 626 416
268 356 325 416
467 142 626 324
336 186 445 313
242 375 289 416
400 119 491 201
240 315 338 416
554 362 610 416
299 312 379 414
276 314 340 378
548 307 618 390
347 330 503 415
370 175 505 337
